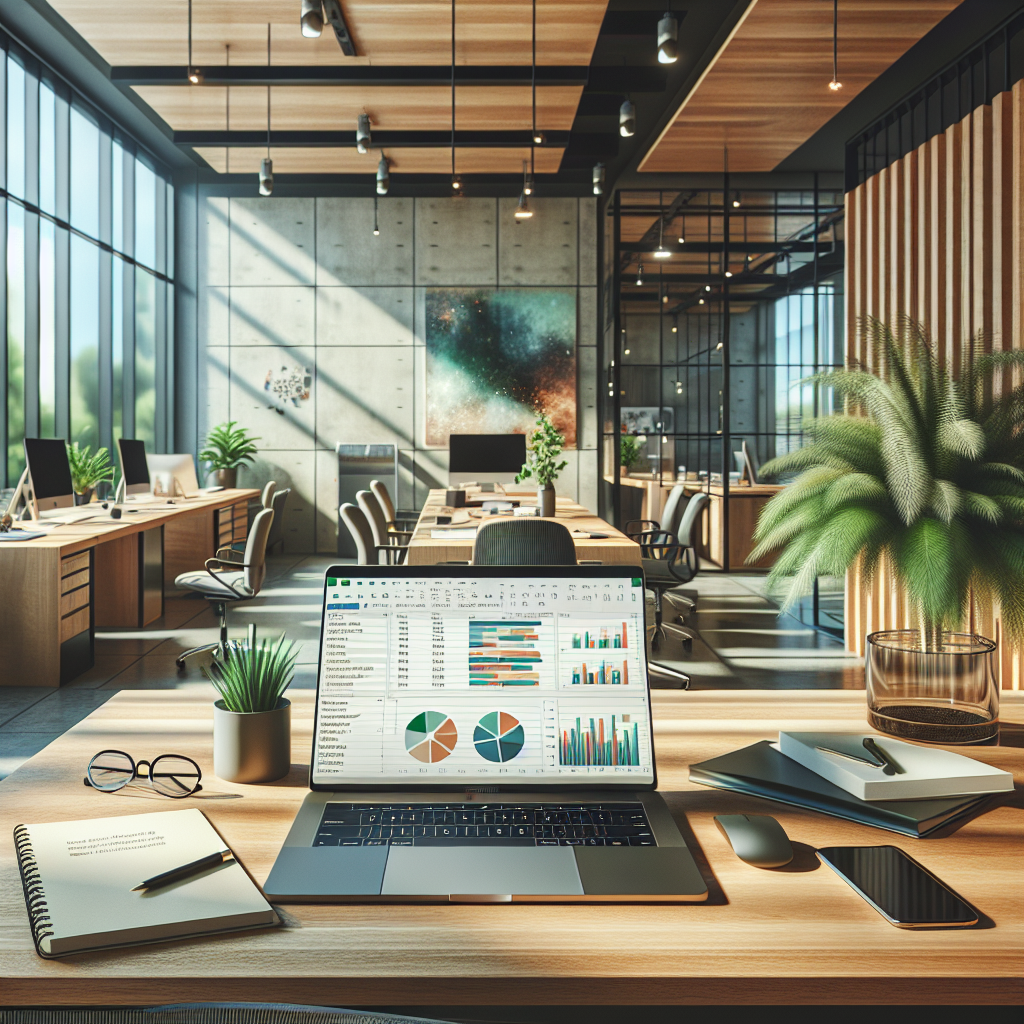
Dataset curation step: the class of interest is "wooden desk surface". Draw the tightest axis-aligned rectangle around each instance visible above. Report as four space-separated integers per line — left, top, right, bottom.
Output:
405 489 641 567
2 689 1021 1007
0 489 261 559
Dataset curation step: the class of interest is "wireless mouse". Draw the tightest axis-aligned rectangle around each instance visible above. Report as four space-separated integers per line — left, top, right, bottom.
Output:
714 813 793 868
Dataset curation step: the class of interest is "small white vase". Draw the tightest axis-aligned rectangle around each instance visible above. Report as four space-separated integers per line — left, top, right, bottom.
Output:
538 485 556 518
213 698 291 783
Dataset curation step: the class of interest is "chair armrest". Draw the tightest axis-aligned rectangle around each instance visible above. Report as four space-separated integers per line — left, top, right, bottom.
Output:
215 547 244 563
625 519 659 538
392 517 420 531
202 558 248 598
384 531 413 546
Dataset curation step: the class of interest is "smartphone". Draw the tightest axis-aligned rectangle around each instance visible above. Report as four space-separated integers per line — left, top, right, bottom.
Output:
816 845 978 928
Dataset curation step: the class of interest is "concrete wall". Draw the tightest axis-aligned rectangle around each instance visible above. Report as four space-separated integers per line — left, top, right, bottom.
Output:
192 195 599 554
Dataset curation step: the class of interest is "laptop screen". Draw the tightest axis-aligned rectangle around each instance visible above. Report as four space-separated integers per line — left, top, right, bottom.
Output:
310 566 656 790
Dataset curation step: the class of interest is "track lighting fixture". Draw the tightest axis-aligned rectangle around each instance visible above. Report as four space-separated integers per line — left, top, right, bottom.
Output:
187 0 202 84
533 130 546 145
356 113 372 155
657 10 679 64
671 320 678 333
636 261 644 287
725 270 733 278
619 98 636 138
522 160 534 196
705 284 711 292
662 294 669 303
258 24 273 195
300 0 324 38
515 189 533 220
829 0 842 91
592 163 605 196
450 0 462 195
376 154 389 195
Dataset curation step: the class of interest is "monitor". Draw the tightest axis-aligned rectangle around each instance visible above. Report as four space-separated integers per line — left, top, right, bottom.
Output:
310 565 656 790
147 453 200 498
735 440 759 484
117 438 151 497
448 433 527 487
23 438 75 518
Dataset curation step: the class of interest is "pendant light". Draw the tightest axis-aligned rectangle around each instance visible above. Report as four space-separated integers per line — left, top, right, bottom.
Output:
678 214 685 244
376 154 390 195
619 98 636 137
636 261 644 287
450 0 462 192
657 8 678 64
828 0 842 91
356 113 372 155
531 0 546 145
187 0 203 83
373 195 380 236
258 24 273 196
654 191 670 257
515 189 533 220
301 0 324 38
592 163 604 195
224 44 230 173
522 159 534 196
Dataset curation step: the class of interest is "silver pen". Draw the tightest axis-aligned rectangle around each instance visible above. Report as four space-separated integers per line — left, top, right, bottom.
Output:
814 745 884 768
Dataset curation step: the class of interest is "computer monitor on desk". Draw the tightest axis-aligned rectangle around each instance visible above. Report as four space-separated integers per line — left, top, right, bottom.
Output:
117 438 152 501
448 433 526 488
22 437 76 519
147 453 200 498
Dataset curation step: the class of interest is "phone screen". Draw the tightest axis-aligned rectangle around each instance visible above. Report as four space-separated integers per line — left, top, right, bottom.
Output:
816 845 978 928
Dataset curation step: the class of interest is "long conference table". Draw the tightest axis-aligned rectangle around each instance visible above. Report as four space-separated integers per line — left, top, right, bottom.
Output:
405 488 641 566
1 688 1021 1007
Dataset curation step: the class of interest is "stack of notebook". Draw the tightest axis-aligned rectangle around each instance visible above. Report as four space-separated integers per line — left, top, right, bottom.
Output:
688 733 1013 838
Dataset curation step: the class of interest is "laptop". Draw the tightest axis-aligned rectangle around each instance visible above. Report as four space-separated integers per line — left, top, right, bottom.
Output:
264 564 708 903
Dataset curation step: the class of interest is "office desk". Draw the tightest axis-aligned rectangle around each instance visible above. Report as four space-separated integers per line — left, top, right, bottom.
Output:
2 688 1021 1007
0 489 259 688
406 489 641 566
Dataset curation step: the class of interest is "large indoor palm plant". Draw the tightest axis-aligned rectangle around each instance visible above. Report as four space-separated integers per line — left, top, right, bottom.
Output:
751 316 1024 742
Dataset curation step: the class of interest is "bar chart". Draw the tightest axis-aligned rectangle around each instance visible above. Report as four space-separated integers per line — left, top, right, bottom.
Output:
568 660 629 685
468 620 544 686
559 714 640 767
568 623 629 650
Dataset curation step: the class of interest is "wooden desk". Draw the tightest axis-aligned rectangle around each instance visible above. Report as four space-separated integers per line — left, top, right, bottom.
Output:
0 489 259 688
405 488 641 567
2 688 1020 1007
682 483 784 570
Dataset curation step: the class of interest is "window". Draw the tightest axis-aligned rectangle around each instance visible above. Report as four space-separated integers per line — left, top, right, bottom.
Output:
0 41 174 487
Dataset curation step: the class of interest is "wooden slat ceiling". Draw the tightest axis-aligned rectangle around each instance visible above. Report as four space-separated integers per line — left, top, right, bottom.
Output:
640 0 963 173
47 0 609 176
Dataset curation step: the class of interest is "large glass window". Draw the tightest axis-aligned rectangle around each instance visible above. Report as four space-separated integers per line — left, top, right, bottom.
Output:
0 42 174 486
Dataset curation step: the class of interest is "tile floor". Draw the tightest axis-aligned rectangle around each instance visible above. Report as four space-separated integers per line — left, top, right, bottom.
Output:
0 559 862 779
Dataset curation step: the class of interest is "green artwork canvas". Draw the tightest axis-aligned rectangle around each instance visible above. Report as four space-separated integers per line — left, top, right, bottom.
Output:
425 288 577 447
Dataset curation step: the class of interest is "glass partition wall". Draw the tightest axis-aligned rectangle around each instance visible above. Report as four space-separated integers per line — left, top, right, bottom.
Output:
1 31 174 489
600 181 844 626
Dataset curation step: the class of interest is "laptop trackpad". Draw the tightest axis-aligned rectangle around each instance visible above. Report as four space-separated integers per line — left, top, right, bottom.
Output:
381 847 583 897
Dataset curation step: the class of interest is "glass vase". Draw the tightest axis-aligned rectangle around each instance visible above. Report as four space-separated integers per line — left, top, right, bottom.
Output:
866 630 998 744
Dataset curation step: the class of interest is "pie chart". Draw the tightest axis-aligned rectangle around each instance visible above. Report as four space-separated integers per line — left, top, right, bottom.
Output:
474 712 525 763
405 711 458 763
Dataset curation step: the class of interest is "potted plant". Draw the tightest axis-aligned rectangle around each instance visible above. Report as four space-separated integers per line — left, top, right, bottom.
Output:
205 623 296 783
750 317 1024 743
516 413 568 518
66 443 115 504
199 421 260 489
620 435 643 476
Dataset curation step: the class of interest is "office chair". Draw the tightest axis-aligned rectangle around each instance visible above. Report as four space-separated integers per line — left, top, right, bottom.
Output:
266 487 290 555
340 503 406 565
636 491 709 651
370 478 420 533
625 482 687 540
173 508 274 672
261 480 276 509
472 518 578 566
357 489 411 561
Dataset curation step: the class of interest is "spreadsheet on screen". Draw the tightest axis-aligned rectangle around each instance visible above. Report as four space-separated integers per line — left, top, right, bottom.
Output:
311 575 655 787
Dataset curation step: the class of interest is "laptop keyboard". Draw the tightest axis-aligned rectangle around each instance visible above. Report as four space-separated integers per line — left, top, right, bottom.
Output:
314 802 657 847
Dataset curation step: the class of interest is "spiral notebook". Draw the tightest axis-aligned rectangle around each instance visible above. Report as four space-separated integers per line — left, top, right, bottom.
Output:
15 807 278 958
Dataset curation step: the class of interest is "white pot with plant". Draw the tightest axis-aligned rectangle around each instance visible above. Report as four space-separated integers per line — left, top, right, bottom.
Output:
750 317 1024 744
515 413 568 518
206 624 297 783
66 443 115 504
199 420 261 490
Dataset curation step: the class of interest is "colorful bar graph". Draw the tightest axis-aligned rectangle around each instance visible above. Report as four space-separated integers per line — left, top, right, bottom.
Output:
469 620 543 686
559 715 640 766
570 623 628 650
569 660 629 685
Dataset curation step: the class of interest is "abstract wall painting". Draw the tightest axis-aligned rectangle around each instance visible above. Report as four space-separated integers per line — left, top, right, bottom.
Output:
425 288 577 447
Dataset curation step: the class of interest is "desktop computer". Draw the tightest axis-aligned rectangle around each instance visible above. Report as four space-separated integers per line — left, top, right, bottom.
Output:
117 438 152 500
448 433 527 488
17 438 102 524
147 453 200 498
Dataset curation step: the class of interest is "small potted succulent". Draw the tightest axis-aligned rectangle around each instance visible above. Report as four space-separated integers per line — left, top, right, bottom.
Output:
66 443 115 504
516 413 568 518
199 421 260 489
205 624 296 783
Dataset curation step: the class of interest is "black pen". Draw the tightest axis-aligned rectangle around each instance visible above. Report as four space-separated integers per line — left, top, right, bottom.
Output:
863 736 905 775
131 849 233 892
815 745 883 768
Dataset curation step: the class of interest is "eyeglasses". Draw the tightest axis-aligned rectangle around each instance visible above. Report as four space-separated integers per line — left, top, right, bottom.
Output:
84 750 203 799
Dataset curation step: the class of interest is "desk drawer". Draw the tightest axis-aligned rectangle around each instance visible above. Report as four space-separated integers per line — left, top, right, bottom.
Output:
61 567 90 595
61 551 90 578
61 584 90 617
60 606 90 644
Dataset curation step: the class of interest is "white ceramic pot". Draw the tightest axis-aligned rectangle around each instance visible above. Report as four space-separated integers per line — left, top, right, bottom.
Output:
213 698 291 783
538 485 556 518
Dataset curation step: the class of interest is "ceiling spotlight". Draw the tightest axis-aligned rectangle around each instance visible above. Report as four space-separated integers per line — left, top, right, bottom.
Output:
698 298 705 305
186 0 202 84
376 154 389 195
678 233 685 244
654 196 671 259
522 159 534 196
671 323 678 333
725 270 733 278
657 11 679 64
532 130 547 146
619 98 636 138
732 193 741 208
372 195 380 236
704 284 711 292
662 294 669 302
515 190 533 219
829 0 842 91
188 66 203 85
451 175 462 191
301 0 324 38
636 260 644 287
356 113 372 154
654 245 671 259
592 163 605 196
624 347 631 355
259 157 273 197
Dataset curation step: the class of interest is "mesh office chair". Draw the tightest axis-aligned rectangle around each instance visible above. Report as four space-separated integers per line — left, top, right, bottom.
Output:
625 482 687 540
636 491 709 650
173 508 274 671
266 487 290 556
357 489 411 564
340 503 406 565
370 479 419 533
472 518 578 566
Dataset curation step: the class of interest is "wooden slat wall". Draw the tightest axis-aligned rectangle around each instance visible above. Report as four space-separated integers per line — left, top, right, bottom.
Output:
845 80 1024 689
